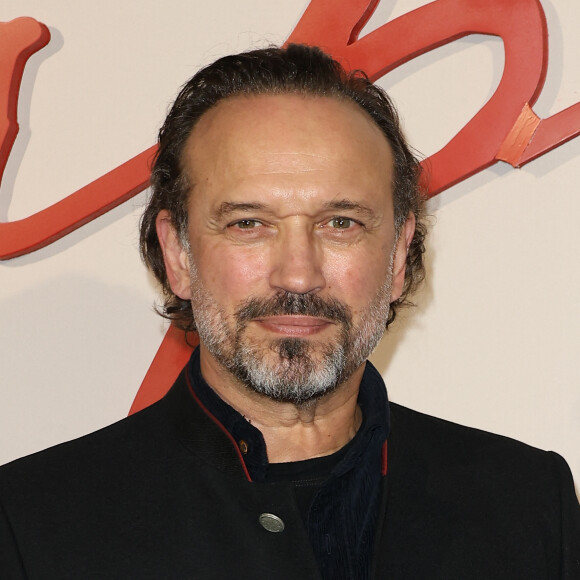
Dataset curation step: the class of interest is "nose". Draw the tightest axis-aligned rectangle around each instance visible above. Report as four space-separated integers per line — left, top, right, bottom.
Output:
269 225 325 295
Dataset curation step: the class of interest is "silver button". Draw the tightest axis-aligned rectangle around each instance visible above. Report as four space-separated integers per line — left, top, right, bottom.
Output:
258 513 285 533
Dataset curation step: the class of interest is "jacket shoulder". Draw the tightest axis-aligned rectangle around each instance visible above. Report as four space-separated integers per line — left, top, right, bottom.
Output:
387 401 577 496
383 402 580 578
389 401 555 469
0 392 199 523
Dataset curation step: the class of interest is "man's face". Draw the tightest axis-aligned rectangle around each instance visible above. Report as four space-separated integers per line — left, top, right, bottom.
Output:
160 94 412 404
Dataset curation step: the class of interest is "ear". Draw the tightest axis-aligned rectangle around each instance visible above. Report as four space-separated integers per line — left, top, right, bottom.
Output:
155 210 192 300
390 212 416 303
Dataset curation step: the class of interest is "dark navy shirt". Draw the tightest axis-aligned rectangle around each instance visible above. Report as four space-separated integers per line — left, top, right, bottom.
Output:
187 348 390 580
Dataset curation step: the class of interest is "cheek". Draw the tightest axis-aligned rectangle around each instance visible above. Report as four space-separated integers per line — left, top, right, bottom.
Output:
197 243 270 303
324 247 390 311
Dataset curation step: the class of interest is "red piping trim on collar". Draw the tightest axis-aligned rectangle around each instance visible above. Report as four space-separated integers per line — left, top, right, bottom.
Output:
381 441 388 476
185 372 253 482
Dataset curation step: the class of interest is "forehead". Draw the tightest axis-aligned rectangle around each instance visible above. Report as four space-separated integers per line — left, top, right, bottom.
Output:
182 93 394 209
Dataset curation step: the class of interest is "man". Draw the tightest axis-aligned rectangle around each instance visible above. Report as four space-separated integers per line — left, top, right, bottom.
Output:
1 45 579 579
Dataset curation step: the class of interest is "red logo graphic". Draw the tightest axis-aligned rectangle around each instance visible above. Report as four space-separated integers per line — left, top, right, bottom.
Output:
1 1 578 412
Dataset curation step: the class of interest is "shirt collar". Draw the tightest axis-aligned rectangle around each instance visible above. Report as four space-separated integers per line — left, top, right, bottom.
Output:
186 346 390 482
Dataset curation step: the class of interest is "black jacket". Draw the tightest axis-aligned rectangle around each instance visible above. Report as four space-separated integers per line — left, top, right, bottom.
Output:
1 366 579 579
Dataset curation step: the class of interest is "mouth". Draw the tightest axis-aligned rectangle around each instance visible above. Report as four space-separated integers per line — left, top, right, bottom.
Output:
253 315 334 337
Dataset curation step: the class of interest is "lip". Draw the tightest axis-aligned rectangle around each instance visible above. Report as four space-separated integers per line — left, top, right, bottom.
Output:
254 315 334 337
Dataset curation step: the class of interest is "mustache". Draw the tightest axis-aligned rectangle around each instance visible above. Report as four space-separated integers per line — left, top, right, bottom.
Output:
235 292 352 325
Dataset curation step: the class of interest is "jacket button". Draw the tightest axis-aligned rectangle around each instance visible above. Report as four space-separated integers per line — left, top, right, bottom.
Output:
239 440 249 454
258 513 285 533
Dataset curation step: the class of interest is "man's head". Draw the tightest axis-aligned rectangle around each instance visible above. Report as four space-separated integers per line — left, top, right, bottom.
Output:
141 44 426 403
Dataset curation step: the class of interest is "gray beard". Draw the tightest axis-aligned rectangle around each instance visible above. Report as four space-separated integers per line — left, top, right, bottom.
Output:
188 256 394 406
230 335 347 405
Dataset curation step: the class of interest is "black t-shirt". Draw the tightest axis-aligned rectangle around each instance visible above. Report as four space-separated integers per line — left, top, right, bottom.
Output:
266 440 354 525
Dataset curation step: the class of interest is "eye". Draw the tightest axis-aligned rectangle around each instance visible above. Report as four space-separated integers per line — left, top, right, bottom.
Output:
320 216 364 242
226 218 271 241
230 219 262 229
329 217 355 229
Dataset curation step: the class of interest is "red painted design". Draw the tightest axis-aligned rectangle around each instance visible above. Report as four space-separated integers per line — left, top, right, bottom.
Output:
0 3 578 412
0 19 156 260
129 325 197 415
495 104 541 166
0 18 49 186
287 0 580 195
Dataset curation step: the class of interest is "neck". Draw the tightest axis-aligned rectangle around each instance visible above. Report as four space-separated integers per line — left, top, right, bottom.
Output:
199 345 365 463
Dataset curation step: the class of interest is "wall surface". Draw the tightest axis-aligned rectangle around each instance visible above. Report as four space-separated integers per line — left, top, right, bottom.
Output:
0 0 578 494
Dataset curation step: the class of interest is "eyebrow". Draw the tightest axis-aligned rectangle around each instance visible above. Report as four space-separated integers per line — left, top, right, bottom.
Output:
212 198 377 221
213 202 266 220
322 199 376 219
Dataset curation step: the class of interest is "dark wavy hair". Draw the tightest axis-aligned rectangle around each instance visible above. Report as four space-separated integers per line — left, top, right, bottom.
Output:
140 44 427 333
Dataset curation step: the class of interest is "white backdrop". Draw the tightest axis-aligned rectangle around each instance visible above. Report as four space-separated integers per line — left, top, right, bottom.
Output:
1 0 578 493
